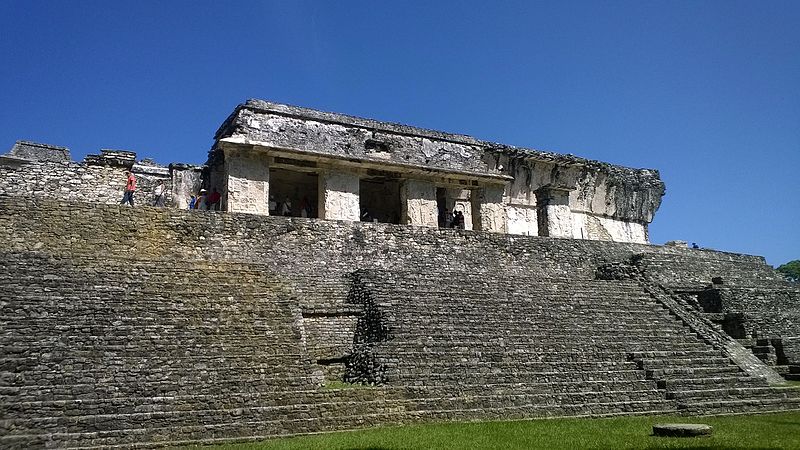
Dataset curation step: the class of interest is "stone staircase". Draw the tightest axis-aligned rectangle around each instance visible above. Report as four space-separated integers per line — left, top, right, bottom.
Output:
1 252 384 447
347 269 800 418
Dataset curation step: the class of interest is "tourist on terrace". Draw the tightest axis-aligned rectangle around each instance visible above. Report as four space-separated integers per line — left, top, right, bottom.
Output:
120 171 136 206
453 209 465 229
188 194 196 210
152 180 167 207
207 188 221 210
281 196 292 216
195 189 208 210
299 196 311 218
268 195 277 215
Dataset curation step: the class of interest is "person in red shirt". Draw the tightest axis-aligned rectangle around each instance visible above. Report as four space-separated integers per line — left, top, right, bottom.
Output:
120 171 136 206
207 188 221 210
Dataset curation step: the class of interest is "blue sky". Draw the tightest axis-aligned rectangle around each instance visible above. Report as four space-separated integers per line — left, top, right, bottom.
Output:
1 1 798 265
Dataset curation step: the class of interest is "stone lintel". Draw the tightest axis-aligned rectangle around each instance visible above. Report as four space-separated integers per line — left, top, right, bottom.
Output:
218 138 510 186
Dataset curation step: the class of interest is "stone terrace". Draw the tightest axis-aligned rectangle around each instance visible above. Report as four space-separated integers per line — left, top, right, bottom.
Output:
1 196 798 448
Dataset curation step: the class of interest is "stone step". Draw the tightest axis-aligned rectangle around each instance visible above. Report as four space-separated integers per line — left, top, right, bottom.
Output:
637 356 734 369
3 387 666 423
380 350 635 363
386 368 646 383
677 397 800 415
646 366 744 379
398 379 660 395
1 373 324 402
667 386 798 401
379 340 708 353
657 375 768 390
628 349 726 360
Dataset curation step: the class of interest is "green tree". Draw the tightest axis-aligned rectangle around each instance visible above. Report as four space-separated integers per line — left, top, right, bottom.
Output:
777 260 800 282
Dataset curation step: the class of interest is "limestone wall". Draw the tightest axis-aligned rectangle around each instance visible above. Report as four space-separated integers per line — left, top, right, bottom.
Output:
496 158 661 242
318 170 360 221
215 100 665 242
0 196 767 298
0 144 203 209
224 148 270 214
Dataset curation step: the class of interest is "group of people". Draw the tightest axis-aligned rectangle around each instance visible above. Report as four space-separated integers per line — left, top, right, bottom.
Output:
439 207 466 229
189 188 221 210
119 171 219 210
269 195 313 217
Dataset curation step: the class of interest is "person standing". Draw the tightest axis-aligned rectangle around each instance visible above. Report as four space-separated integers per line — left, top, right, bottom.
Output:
120 171 136 206
195 189 208 210
152 180 167 207
207 188 221 210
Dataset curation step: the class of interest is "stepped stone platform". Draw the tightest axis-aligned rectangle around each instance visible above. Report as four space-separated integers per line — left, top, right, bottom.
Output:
1 196 798 448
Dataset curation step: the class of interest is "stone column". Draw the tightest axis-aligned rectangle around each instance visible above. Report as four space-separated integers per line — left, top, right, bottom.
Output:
472 185 507 233
224 147 270 215
535 186 573 238
318 170 360 221
401 179 438 227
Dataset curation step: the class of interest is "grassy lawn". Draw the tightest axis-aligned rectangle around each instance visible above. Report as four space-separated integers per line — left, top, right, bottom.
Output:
197 411 800 449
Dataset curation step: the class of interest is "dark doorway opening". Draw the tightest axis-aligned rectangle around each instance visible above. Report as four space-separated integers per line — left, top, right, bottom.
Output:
360 178 401 224
269 168 319 217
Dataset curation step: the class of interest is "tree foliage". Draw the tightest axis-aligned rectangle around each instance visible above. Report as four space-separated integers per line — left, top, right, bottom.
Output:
777 260 800 282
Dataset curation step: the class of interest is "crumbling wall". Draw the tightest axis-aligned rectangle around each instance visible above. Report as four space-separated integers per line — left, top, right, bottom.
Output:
497 157 662 243
698 287 800 364
0 142 202 209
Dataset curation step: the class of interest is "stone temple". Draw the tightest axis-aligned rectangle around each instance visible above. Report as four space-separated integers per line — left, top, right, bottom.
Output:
1 100 798 448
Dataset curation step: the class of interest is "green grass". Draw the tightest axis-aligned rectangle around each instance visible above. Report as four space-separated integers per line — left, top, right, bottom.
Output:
195 411 800 449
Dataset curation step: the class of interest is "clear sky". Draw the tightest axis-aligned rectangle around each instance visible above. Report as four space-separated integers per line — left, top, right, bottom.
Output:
1 1 798 266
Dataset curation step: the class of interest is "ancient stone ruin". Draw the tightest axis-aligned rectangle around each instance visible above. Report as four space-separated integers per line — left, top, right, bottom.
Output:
1 100 798 448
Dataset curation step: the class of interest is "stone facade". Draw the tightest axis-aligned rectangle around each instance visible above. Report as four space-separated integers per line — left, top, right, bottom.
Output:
211 100 664 243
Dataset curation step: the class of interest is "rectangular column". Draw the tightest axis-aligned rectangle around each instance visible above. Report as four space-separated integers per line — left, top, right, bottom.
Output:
471 185 507 233
401 179 438 227
535 186 573 238
318 170 360 221
224 147 270 215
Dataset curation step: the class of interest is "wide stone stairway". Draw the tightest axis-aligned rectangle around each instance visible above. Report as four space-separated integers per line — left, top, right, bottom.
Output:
347 269 800 419
2 217 800 447
0 252 410 448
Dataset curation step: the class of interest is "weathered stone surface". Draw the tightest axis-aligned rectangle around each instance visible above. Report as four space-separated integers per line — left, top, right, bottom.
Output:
7 140 71 162
213 99 664 242
1 196 799 448
224 147 270 214
401 179 437 227
0 142 202 209
653 423 712 437
319 170 360 221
